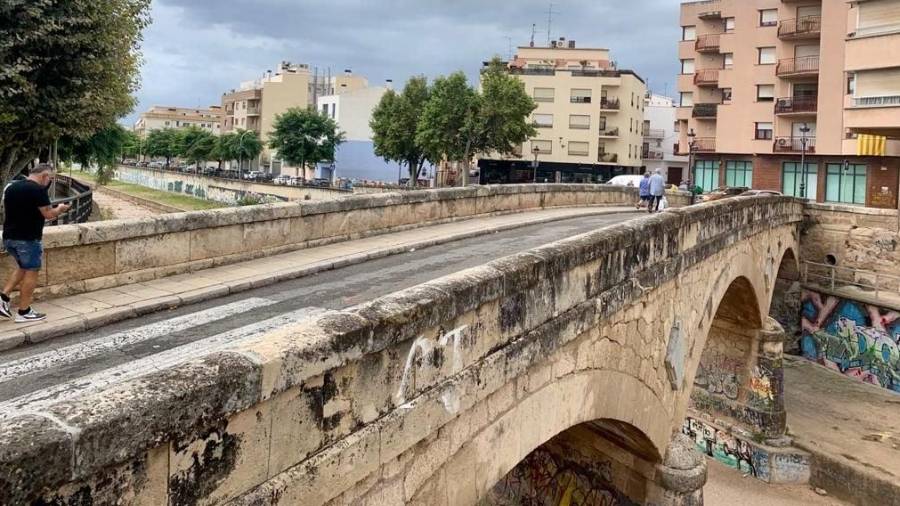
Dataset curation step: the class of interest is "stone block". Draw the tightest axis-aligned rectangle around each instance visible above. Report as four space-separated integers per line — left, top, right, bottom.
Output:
243 218 292 250
267 385 324 478
0 414 74 504
116 231 191 273
189 224 246 261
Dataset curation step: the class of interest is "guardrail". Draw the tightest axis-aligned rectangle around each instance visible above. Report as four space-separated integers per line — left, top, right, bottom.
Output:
802 260 900 301
47 175 93 225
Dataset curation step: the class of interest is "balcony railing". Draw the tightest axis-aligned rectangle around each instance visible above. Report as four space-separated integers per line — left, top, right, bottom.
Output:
778 15 821 39
646 128 666 139
599 98 620 110
773 136 816 153
643 150 664 160
692 137 716 152
599 127 620 137
693 69 719 86
570 96 592 104
598 152 618 163
692 103 718 118
776 56 819 77
775 96 817 114
853 95 900 108
695 34 721 53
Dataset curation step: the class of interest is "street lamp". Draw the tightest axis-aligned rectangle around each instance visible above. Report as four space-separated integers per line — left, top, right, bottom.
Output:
237 130 252 180
798 123 811 199
531 145 540 183
687 128 697 204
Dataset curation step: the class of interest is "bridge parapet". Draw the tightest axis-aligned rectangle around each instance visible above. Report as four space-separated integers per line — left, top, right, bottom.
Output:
0 196 802 505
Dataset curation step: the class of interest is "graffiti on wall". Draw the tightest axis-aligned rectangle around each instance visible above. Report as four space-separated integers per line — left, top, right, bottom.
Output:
693 352 742 401
800 289 900 393
682 417 760 478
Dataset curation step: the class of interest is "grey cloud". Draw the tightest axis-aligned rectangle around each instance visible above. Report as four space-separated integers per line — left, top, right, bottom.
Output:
127 0 682 124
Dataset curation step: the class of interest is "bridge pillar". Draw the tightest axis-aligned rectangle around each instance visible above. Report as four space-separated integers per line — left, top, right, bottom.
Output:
653 434 707 506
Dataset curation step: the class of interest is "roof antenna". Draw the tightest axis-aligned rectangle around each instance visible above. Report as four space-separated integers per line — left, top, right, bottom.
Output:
546 3 560 46
530 23 537 47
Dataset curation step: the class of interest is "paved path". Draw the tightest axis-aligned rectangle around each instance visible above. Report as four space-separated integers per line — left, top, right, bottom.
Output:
90 186 160 220
705 459 847 505
0 209 639 419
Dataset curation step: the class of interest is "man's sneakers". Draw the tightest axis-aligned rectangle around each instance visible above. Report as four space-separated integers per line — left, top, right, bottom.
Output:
0 299 10 319
15 307 46 323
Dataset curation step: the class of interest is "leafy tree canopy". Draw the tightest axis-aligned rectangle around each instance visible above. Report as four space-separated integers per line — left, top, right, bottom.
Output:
268 108 344 171
370 76 431 183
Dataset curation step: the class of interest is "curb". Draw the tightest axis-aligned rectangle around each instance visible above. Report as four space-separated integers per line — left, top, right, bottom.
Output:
794 439 900 506
0 208 639 352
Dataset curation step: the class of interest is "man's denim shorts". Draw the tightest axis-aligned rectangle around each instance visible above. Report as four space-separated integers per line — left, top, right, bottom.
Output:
3 240 43 271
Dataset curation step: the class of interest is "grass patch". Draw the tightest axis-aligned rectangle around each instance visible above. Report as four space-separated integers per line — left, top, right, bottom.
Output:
70 170 225 212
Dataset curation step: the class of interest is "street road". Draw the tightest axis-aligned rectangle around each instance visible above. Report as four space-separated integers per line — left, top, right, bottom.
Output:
0 211 640 418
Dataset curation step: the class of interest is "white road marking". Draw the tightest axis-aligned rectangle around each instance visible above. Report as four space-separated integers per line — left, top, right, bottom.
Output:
0 298 276 385
0 306 325 418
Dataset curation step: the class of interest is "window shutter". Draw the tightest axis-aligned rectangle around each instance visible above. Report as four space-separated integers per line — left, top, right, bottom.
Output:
856 68 900 97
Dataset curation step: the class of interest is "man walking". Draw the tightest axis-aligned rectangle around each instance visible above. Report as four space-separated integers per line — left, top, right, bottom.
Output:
637 172 651 209
648 169 666 213
1 164 69 322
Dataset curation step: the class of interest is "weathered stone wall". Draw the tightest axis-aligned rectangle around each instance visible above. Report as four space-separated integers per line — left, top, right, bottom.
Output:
0 196 800 505
802 203 900 277
1 184 689 301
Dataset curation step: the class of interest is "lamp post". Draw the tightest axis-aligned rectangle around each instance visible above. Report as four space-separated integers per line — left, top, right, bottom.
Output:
687 128 697 205
237 130 252 180
798 123 811 199
532 145 540 183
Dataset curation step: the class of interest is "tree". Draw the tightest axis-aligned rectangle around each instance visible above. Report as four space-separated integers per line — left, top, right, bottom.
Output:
59 123 129 184
229 129 263 172
145 129 181 168
121 130 143 161
370 77 431 185
269 108 344 178
417 60 536 186
212 133 235 170
0 0 152 184
179 127 216 167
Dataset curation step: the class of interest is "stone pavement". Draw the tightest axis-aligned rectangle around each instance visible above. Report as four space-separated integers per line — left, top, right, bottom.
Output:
784 356 900 506
0 206 633 351
90 186 161 220
705 459 848 505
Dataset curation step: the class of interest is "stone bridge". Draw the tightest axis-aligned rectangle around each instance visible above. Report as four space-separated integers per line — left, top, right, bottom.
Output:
0 196 803 505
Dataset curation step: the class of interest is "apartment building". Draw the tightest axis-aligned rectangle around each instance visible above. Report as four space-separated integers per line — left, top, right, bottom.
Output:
677 0 900 209
220 62 368 174
642 94 689 183
133 106 222 138
478 39 648 184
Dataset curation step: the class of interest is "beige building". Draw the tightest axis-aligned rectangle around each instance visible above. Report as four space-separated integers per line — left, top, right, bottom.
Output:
478 39 648 184
677 0 900 209
220 62 368 175
133 106 222 138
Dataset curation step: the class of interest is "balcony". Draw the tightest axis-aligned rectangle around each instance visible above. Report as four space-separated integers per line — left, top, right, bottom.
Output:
692 103 718 118
853 96 900 108
773 136 816 153
645 128 666 139
778 16 821 40
599 127 620 138
776 56 819 78
599 98 620 110
695 34 721 53
692 137 716 152
597 152 618 164
775 96 817 115
693 69 719 87
643 150 664 160
698 9 722 20
570 96 592 104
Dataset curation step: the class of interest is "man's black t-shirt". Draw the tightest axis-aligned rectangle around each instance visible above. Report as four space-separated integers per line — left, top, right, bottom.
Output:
3 180 51 241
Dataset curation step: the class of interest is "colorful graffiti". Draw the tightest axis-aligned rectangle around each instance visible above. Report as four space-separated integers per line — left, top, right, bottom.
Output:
800 290 900 393
681 417 758 477
693 352 742 400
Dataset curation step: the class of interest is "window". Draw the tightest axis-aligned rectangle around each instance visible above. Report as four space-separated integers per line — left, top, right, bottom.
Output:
570 88 592 103
681 59 695 75
758 47 776 65
569 115 590 130
568 141 589 156
782 162 818 199
534 114 554 128
679 92 694 107
725 161 753 187
532 140 552 154
723 53 734 68
534 87 555 103
674 121 680 133
722 88 733 102
857 0 900 37
682 26 697 41
759 9 778 27
725 17 736 32
755 122 773 140
826 163 867 205
757 84 775 102
847 74 856 95
694 160 719 192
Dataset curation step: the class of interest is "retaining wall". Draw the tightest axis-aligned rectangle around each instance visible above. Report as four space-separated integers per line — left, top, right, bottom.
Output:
0 185 690 300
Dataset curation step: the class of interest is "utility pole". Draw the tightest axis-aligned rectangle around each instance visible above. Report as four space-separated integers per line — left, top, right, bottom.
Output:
798 123 810 199
546 3 560 46
504 36 513 61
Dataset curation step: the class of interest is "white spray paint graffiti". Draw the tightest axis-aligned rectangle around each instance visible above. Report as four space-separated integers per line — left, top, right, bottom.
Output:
395 325 468 414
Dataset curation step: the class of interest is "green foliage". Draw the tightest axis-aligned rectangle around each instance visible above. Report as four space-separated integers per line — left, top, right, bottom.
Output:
121 130 142 160
416 72 479 165
146 129 181 167
59 123 129 185
220 129 263 169
179 127 216 165
477 58 538 156
269 108 344 173
0 0 152 183
370 77 431 183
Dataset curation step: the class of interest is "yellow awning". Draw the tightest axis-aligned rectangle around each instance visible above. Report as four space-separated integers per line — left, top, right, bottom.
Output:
857 134 887 156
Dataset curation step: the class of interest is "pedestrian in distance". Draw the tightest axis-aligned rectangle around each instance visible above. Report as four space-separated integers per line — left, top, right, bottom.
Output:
648 169 666 213
637 172 651 210
0 163 70 322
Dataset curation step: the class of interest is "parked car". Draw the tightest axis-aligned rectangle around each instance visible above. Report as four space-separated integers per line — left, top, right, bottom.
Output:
273 175 292 185
700 186 750 202
148 161 164 169
312 178 331 187
739 189 783 197
244 171 263 180
289 176 305 186
605 175 644 187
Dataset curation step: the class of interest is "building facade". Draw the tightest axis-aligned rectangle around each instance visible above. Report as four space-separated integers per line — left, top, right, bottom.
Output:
220 62 368 175
677 0 900 209
642 94 689 183
133 106 222 138
478 39 648 184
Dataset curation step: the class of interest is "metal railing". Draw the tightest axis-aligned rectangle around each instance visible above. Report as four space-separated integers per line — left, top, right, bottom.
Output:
645 128 666 139
693 103 718 118
853 95 900 107
599 98 620 110
643 151 665 160
599 127 620 137
778 15 821 38
693 137 717 152
47 175 93 226
773 136 816 153
776 56 819 77
775 96 817 114
597 152 618 163
802 261 900 301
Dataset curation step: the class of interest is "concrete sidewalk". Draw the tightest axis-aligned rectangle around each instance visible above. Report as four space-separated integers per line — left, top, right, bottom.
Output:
0 206 635 351
784 356 900 506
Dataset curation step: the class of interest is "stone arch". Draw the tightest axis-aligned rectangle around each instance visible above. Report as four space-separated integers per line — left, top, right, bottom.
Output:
769 246 802 351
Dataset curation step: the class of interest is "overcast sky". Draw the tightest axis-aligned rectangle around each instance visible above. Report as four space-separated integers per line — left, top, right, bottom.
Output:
127 0 682 125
